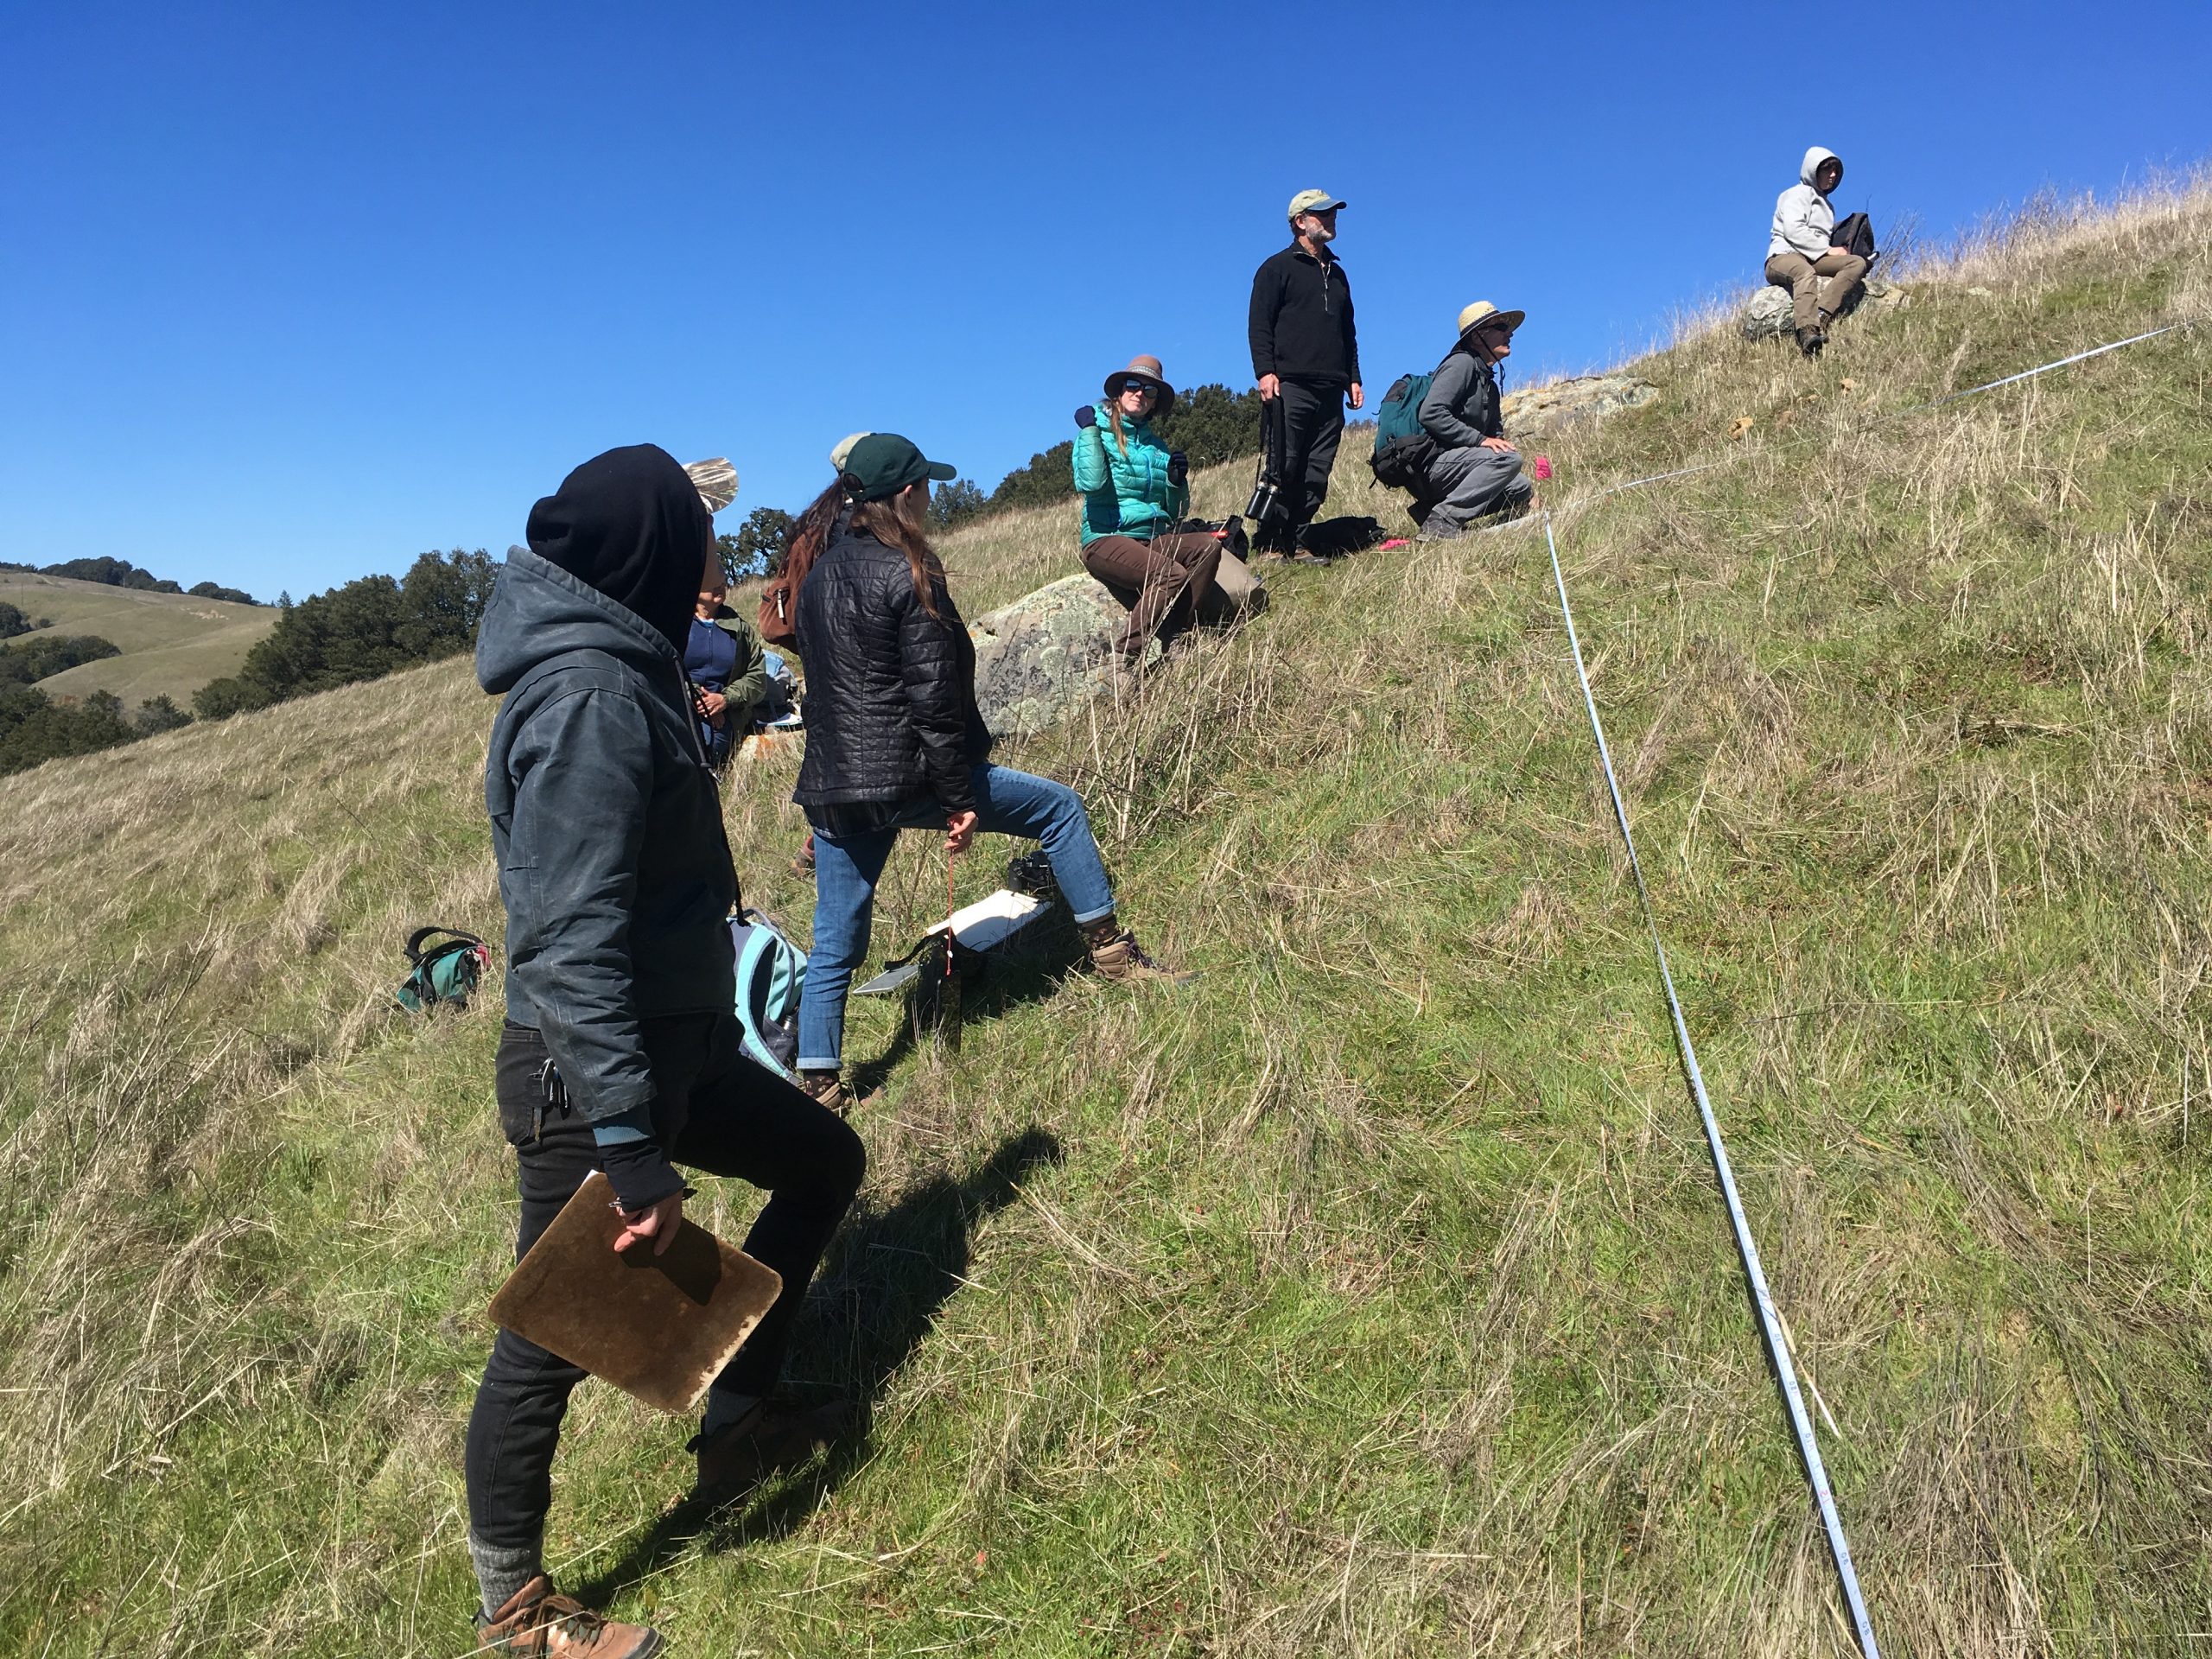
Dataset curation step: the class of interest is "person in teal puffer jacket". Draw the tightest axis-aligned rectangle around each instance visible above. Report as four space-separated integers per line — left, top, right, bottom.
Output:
1073 354 1224 663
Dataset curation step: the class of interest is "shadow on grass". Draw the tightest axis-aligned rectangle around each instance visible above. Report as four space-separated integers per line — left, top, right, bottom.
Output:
848 916 1086 1100
572 1126 1064 1605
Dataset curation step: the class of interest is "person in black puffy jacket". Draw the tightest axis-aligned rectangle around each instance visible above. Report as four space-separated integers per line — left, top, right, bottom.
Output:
792 434 1185 1110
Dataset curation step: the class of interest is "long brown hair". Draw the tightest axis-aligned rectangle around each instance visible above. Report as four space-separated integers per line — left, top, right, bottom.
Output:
785 477 845 572
848 484 950 622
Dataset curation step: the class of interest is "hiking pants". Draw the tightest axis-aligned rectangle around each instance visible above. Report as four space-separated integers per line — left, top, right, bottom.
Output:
1417 445 1534 537
1275 379 1345 539
465 1016 865 1554
1079 532 1223 659
1764 250 1868 334
797 764 1116 1072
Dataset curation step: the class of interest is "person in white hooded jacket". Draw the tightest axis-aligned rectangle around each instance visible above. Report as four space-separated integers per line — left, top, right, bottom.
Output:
1764 145 1866 356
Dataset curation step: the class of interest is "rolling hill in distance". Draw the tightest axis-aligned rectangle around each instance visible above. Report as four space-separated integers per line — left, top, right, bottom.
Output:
0 569 276 709
2 177 2209 1655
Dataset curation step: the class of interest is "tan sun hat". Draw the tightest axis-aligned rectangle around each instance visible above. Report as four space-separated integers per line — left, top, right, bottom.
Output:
829 432 873 471
1456 301 1526 341
1103 354 1176 417
1287 188 1345 221
683 457 739 513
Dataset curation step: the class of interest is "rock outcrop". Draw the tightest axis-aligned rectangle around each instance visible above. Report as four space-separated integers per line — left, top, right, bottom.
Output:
969 574 1125 739
1740 276 1908 341
1502 372 1659 435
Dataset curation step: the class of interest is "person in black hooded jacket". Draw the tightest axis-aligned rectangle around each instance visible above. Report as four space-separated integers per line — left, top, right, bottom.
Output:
791 434 1184 1112
464 443 866 1658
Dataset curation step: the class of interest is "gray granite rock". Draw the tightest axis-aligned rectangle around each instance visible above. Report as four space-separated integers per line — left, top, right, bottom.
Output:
968 574 1126 739
1501 372 1659 435
1740 276 1908 340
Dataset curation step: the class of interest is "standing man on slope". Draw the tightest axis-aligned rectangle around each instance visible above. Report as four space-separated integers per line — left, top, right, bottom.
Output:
1248 189 1363 556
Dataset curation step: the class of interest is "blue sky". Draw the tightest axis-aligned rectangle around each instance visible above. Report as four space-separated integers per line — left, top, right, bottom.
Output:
4 0 2207 602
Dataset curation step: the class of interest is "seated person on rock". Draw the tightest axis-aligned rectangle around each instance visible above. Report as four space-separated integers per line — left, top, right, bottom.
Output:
685 566 766 769
792 434 1186 1113
1765 145 1866 358
1411 302 1535 537
1072 355 1222 664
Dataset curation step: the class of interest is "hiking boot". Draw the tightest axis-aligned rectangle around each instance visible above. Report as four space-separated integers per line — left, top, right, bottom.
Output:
690 1397 853 1504
1796 326 1826 359
799 1069 849 1115
473 1576 662 1658
1084 925 1194 984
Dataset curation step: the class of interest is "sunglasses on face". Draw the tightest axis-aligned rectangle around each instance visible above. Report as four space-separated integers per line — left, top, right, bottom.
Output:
1119 381 1156 396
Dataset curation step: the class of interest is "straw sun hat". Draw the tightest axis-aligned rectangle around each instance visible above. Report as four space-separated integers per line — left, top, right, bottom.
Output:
1456 301 1526 341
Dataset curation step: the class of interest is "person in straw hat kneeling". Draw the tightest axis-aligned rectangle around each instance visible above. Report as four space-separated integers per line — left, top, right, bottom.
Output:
1411 302 1535 537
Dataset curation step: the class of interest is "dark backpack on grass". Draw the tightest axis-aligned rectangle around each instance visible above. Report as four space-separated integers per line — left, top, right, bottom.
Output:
397 926 489 1013
1829 212 1877 264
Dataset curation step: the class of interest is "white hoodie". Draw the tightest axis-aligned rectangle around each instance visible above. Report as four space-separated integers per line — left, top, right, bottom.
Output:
1769 146 1840 260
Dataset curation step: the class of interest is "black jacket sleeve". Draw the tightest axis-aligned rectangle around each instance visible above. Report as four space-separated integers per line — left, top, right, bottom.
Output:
1338 266 1361 385
1249 257 1281 379
895 574 979 815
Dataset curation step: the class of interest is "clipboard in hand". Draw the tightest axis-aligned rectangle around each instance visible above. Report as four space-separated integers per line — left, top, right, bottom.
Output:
487 1172 783 1414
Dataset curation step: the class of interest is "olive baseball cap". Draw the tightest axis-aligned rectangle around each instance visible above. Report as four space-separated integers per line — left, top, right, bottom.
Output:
839 433 957 502
1287 188 1346 220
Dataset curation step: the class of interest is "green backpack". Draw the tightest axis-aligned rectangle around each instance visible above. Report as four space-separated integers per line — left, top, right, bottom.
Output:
1369 371 1437 488
397 926 489 1013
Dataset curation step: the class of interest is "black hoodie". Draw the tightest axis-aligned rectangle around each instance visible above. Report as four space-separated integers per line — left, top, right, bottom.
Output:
476 445 736 1124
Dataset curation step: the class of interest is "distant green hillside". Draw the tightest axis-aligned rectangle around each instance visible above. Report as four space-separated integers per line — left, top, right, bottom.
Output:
2 179 2209 1656
0 570 275 709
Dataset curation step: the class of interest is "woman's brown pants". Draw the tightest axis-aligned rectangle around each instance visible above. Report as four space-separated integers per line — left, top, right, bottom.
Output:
1079 532 1223 660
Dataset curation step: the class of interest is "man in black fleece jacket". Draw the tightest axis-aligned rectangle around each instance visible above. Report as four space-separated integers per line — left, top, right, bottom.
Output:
1248 189 1363 554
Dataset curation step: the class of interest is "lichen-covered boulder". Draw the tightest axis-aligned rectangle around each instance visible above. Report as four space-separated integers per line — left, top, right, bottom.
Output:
969 574 1125 739
1502 372 1659 436
1740 276 1907 341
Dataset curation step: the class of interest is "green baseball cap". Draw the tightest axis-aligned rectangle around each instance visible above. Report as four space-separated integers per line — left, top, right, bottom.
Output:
840 433 957 502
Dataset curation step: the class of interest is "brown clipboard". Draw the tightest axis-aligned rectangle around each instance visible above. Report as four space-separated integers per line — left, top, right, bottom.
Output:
486 1172 783 1414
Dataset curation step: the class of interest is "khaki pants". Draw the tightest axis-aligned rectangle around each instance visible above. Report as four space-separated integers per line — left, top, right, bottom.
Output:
1765 249 1868 334
1079 532 1223 659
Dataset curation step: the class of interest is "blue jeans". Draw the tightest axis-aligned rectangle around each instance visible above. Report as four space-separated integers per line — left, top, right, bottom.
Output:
797 764 1116 1071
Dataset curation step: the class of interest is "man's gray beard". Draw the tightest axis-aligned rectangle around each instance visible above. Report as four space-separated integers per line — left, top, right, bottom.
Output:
1303 224 1334 244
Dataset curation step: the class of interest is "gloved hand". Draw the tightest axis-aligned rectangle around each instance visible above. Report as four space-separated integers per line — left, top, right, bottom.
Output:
1073 405 1097 430
597 1132 688 1217
1166 451 1188 486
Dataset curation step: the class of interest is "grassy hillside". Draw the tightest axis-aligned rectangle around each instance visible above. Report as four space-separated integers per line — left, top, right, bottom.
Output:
0 570 275 707
1 180 2208 1656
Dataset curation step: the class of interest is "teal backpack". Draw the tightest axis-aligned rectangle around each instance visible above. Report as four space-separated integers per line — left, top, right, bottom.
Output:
1369 371 1438 488
729 909 805 1077
397 926 489 1013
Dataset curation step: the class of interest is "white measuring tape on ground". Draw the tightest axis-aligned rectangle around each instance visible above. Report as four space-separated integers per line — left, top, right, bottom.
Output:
1510 310 2202 1656
1540 508 1883 1657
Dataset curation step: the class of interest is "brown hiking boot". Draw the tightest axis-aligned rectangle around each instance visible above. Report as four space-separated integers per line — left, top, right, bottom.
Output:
473 1576 662 1657
799 1069 849 1115
1084 927 1194 984
691 1398 853 1504
1796 325 1826 359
